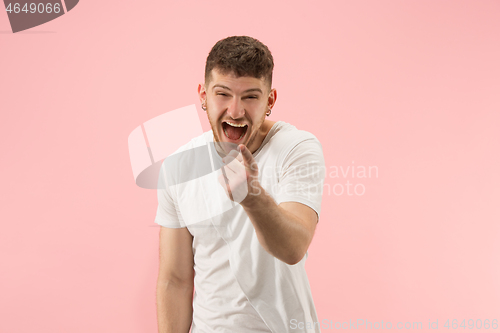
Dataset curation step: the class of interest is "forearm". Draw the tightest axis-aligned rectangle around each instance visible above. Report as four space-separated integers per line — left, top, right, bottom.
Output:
156 280 193 333
241 185 312 265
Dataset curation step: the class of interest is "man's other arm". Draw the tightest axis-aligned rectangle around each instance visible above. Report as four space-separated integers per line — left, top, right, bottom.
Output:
156 226 194 333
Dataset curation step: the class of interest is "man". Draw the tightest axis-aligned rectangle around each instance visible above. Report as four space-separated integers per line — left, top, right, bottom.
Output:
155 36 326 333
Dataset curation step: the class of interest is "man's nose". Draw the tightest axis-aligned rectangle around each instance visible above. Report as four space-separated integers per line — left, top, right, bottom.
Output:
227 98 245 119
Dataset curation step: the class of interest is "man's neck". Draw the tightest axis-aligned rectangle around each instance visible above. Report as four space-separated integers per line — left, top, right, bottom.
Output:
247 119 277 154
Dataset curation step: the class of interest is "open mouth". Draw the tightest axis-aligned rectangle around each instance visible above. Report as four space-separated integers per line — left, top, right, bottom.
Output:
222 121 248 141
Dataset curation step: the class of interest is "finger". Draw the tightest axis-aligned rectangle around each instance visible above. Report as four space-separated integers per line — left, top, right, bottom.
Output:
223 154 245 174
239 144 256 170
218 169 234 201
222 149 240 164
222 163 239 177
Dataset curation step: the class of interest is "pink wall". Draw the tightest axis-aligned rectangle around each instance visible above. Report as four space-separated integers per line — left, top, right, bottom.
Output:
1 1 499 332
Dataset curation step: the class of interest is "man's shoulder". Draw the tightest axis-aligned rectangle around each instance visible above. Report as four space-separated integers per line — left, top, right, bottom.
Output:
269 121 322 149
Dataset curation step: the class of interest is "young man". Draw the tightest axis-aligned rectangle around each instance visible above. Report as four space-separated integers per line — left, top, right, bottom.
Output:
155 36 326 333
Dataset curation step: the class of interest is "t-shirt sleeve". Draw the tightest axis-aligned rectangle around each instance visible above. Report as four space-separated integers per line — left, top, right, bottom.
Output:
154 160 186 228
275 137 326 219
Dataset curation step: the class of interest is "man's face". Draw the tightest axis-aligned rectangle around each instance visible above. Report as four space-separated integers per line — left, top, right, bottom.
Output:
199 68 275 155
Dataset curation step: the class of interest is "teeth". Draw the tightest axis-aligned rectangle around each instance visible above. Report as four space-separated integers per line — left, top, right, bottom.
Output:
225 121 247 127
223 122 247 141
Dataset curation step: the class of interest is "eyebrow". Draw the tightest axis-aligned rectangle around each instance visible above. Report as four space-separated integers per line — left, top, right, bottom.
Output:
212 84 263 94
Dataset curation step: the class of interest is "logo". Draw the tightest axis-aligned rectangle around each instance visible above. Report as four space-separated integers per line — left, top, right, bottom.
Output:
3 0 78 33
128 105 245 226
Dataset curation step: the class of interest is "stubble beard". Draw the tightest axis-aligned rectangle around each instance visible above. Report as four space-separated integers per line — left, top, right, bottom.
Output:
206 103 267 156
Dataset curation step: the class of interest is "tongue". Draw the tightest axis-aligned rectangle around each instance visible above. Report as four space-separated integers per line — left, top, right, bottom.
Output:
225 124 245 140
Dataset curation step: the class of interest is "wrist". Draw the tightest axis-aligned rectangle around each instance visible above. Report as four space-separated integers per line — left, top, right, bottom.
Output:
241 181 264 209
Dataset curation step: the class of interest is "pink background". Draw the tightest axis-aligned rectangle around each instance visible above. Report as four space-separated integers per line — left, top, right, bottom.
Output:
1 1 499 332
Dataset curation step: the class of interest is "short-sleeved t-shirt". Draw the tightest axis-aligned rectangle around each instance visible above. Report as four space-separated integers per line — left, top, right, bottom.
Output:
155 121 326 333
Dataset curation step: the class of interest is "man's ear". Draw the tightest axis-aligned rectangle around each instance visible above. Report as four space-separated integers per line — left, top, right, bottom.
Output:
268 88 277 109
198 83 207 105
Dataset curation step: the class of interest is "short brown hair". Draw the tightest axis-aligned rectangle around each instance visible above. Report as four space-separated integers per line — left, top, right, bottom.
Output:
204 36 274 90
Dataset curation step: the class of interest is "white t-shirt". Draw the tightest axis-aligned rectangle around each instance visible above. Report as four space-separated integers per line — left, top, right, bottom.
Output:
155 121 326 333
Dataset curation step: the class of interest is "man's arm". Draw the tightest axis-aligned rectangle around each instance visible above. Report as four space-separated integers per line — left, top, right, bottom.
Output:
156 226 194 333
219 145 319 265
242 187 318 265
